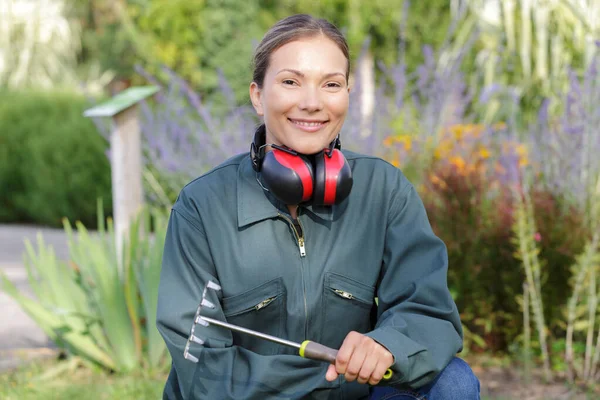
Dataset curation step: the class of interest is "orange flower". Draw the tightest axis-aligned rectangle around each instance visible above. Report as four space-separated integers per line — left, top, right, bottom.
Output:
450 156 466 173
429 174 448 189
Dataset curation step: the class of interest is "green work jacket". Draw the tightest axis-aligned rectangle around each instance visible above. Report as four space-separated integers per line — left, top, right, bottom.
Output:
156 150 463 400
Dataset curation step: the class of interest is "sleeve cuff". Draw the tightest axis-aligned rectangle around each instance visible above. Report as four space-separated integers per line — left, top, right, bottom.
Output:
365 327 427 384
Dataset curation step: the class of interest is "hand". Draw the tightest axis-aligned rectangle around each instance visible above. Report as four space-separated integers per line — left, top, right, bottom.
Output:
325 331 394 385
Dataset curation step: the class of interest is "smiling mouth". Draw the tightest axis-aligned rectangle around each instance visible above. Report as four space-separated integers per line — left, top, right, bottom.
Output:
288 118 329 130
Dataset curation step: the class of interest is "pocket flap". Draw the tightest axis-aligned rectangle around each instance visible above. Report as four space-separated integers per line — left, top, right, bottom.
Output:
325 273 375 304
222 277 283 316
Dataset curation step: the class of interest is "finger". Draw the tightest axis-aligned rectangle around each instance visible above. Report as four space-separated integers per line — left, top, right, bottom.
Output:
325 364 338 382
335 331 361 375
367 361 387 385
368 350 394 385
344 337 370 382
357 352 378 385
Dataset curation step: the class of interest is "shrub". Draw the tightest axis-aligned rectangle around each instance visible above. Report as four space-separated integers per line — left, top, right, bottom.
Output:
0 90 112 227
0 205 170 373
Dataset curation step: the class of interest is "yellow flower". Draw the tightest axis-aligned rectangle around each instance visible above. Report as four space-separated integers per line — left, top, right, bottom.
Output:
397 135 412 151
450 156 466 172
477 147 491 160
433 141 453 160
450 125 465 140
515 144 528 158
515 144 529 167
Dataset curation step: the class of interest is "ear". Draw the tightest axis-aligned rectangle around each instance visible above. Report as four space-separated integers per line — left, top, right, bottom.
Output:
249 82 264 116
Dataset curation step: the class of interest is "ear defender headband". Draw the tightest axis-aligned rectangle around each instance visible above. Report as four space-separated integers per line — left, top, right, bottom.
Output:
250 124 353 206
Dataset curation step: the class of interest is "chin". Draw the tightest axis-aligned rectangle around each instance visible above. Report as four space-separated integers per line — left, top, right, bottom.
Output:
290 138 336 155
293 144 327 155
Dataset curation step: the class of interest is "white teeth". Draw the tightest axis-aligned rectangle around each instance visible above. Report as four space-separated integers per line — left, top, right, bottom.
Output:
292 120 324 127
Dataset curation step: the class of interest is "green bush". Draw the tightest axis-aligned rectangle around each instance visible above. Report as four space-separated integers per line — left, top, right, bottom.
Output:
0 206 171 373
0 90 112 228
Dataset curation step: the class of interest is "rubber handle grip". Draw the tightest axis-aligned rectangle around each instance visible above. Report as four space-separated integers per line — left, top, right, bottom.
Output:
299 340 393 380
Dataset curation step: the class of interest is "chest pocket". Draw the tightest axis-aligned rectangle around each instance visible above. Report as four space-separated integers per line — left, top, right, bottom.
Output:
321 273 375 349
222 277 285 356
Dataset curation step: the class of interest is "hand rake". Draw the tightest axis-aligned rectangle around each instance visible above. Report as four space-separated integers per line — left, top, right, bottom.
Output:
183 280 393 381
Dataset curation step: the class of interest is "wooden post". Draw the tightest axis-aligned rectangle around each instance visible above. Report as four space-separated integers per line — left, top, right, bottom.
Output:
83 86 159 263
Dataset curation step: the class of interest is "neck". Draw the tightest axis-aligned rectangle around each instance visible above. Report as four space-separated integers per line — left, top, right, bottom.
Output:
287 205 298 219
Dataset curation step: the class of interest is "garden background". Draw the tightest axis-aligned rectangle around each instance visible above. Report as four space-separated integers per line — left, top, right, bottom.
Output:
1 0 600 399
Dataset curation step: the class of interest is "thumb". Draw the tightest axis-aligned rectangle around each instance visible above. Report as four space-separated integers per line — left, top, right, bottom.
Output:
325 363 338 381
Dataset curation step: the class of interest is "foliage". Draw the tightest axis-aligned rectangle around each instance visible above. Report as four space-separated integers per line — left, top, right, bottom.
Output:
96 65 260 206
266 0 453 72
130 0 264 103
0 89 112 228
460 0 599 129
70 0 455 104
0 0 112 93
531 47 600 232
382 123 523 351
0 205 171 373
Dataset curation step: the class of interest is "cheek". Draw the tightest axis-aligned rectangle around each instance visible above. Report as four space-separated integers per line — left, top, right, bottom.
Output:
328 95 349 119
263 88 296 117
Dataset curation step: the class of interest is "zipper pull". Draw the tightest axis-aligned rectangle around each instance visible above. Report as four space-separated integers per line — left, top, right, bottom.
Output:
298 237 306 257
334 289 354 300
255 297 275 311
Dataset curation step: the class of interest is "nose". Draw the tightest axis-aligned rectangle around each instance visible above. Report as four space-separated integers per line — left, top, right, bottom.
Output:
298 86 323 112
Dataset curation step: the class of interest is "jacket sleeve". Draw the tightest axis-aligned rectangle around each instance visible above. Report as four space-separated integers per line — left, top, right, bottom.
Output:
365 177 463 389
156 199 337 399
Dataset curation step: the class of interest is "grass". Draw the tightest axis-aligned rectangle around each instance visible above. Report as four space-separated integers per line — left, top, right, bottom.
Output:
0 354 576 400
0 357 167 400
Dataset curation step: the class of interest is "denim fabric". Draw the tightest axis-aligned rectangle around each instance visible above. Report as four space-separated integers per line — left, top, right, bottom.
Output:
369 358 480 400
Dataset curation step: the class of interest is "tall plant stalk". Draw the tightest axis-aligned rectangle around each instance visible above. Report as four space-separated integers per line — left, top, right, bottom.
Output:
583 253 598 379
523 282 532 384
565 232 599 382
512 187 552 382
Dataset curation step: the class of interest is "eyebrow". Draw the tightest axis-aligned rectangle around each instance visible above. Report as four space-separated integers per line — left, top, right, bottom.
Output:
276 68 346 80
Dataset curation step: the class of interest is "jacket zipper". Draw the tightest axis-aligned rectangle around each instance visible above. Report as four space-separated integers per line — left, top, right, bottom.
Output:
225 296 277 317
278 213 306 257
333 289 354 300
278 210 309 339
255 297 275 311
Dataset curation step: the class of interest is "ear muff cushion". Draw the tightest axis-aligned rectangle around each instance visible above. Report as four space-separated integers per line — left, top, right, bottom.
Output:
314 149 353 205
313 152 326 204
261 150 314 204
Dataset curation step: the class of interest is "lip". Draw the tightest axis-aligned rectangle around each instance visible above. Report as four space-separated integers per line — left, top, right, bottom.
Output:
287 118 329 132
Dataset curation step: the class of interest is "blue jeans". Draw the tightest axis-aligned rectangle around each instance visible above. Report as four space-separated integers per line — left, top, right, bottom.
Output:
369 358 480 400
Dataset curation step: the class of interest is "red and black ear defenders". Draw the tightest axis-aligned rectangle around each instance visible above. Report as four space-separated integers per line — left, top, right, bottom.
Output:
250 124 353 205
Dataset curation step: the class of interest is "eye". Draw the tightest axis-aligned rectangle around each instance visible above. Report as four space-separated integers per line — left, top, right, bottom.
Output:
325 82 343 89
282 79 297 86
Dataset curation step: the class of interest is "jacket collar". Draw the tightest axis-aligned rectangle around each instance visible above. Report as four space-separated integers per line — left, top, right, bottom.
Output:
237 156 335 228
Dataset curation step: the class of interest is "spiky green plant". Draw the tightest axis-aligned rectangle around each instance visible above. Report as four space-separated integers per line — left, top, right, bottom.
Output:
0 203 170 373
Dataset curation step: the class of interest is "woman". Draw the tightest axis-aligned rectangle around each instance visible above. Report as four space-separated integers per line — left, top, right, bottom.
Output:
157 14 480 400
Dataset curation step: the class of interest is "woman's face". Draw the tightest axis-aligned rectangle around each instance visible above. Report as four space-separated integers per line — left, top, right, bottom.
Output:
250 35 350 155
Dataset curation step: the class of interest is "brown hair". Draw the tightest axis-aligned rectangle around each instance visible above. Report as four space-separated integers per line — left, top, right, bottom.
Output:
252 14 350 88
